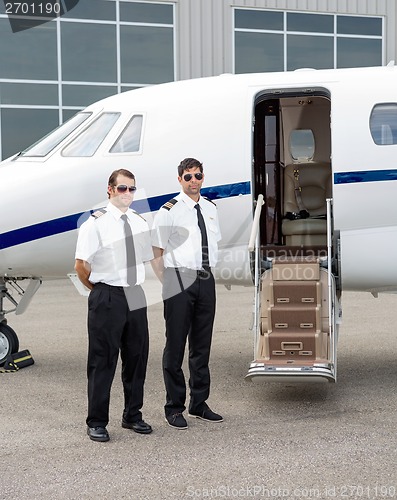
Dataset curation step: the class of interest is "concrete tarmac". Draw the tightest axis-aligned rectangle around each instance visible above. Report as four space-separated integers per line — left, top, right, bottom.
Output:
1 279 397 499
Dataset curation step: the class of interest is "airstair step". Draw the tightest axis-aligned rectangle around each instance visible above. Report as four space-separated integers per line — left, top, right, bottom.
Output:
272 280 320 306
268 306 320 333
258 331 329 362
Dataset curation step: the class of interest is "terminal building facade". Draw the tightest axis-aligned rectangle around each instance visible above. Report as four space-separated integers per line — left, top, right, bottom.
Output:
0 0 396 160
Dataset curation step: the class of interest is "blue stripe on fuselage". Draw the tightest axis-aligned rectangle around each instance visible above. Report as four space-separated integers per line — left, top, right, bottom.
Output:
334 169 397 184
0 181 251 250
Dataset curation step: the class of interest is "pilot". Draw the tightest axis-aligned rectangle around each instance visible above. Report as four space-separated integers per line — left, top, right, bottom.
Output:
75 169 153 442
151 157 223 429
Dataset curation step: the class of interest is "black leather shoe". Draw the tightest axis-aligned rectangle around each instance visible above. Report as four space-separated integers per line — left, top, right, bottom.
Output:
122 419 153 434
87 426 109 442
188 407 223 422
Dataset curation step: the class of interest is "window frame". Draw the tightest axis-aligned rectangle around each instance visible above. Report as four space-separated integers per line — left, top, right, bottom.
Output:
17 111 92 158
233 8 384 73
369 103 397 146
109 114 144 154
61 112 121 157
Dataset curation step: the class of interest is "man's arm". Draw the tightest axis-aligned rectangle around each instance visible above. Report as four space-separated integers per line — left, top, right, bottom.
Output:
151 247 164 283
74 259 94 290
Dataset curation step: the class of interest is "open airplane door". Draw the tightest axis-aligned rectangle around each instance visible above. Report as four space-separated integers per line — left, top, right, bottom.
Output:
245 87 340 382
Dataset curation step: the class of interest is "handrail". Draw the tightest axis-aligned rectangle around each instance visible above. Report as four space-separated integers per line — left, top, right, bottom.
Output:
326 197 336 381
248 194 264 252
248 195 264 349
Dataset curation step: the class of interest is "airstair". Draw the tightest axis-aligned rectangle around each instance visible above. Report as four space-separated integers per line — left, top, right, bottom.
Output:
246 195 339 383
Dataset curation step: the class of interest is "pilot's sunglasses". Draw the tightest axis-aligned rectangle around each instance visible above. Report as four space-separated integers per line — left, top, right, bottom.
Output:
115 184 137 193
183 172 203 182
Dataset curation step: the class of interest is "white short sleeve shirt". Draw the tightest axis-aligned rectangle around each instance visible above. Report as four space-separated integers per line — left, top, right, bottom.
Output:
151 191 221 270
75 202 153 286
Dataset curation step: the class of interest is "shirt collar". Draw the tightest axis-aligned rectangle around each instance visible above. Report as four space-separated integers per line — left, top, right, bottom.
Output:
178 190 201 210
106 201 130 220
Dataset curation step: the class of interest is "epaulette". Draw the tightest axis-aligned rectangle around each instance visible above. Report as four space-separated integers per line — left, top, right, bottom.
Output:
132 210 147 222
203 196 216 207
91 208 107 219
161 198 178 211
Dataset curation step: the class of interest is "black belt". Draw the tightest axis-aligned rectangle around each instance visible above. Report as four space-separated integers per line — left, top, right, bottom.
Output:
94 282 128 291
171 267 211 278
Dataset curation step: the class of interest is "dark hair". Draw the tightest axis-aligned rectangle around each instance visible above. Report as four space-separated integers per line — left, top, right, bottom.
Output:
108 169 135 187
107 169 135 198
177 158 203 177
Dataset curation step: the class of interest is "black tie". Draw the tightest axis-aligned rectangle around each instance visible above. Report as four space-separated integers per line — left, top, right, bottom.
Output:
121 214 137 286
195 204 209 269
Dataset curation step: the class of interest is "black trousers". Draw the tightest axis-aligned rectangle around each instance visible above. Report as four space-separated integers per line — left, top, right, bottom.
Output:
86 283 149 428
162 268 216 416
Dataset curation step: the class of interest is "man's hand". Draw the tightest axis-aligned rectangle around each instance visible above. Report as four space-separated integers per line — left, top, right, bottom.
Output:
151 247 164 283
74 259 93 290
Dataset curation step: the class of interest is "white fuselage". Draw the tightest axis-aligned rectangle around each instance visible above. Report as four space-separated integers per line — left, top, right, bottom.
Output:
1 66 397 294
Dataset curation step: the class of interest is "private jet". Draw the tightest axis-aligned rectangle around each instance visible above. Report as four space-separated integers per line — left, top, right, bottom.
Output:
1 64 397 382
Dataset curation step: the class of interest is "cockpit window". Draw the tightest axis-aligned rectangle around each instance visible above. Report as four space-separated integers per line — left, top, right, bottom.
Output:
289 129 315 161
110 115 143 153
370 103 397 145
19 112 91 157
62 112 120 157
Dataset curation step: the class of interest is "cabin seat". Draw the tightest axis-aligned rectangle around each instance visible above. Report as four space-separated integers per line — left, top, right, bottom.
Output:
282 162 332 246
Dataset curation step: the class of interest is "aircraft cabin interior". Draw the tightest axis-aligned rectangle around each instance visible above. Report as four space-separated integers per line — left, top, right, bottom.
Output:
253 90 333 256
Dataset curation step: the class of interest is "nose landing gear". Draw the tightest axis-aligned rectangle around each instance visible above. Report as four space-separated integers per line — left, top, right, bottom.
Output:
0 277 42 366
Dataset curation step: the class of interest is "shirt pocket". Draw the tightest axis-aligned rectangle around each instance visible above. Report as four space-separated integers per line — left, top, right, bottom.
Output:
174 225 191 247
99 237 118 257
133 231 151 262
98 237 123 271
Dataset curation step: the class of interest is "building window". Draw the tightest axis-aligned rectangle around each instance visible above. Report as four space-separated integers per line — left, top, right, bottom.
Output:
234 9 383 73
62 85 117 108
337 38 382 68
61 23 117 83
0 83 58 106
235 32 283 73
0 1 175 160
0 19 57 80
1 109 59 160
287 35 334 71
287 12 333 33
62 0 116 21
120 25 174 85
120 1 173 24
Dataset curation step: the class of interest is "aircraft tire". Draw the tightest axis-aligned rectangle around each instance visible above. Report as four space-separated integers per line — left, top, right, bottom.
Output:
0 323 19 366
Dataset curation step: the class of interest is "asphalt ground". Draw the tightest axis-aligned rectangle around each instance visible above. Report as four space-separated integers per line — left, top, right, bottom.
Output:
1 279 397 500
